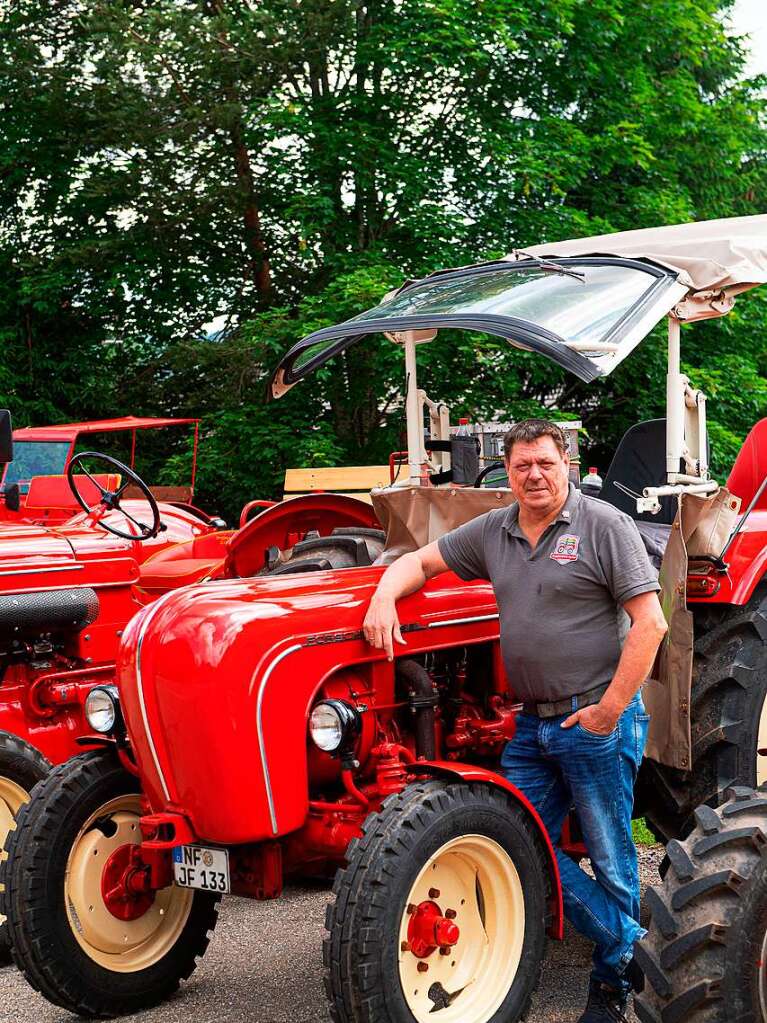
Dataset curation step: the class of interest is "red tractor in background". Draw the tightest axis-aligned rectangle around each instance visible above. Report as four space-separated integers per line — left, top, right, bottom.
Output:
0 412 385 960
6 215 767 1023
0 415 203 526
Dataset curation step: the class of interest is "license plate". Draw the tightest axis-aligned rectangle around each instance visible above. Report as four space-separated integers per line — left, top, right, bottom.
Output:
173 844 230 893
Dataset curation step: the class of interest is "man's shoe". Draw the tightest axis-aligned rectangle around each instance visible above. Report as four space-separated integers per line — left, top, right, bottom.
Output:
575 979 629 1022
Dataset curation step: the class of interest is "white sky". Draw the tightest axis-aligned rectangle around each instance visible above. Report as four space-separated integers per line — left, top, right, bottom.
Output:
732 0 767 75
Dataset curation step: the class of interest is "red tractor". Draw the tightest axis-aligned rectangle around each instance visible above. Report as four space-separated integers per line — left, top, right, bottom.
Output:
0 414 384 960
0 415 204 526
4 215 767 1023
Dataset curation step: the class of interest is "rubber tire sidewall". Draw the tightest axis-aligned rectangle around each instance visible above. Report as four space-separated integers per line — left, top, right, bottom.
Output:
334 782 549 1023
0 732 50 963
6 751 218 1015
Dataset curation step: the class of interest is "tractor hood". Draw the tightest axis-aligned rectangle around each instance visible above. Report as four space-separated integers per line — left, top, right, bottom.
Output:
270 215 767 397
0 521 76 573
0 520 141 590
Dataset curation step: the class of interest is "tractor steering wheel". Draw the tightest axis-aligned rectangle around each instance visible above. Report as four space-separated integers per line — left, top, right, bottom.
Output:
473 461 507 487
67 451 161 541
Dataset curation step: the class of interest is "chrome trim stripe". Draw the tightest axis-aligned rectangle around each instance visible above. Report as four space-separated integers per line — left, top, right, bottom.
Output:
254 644 303 835
135 589 181 802
427 613 499 628
0 564 84 576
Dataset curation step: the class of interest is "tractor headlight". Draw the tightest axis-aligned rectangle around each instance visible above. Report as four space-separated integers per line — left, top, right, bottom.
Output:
309 700 361 753
85 685 120 734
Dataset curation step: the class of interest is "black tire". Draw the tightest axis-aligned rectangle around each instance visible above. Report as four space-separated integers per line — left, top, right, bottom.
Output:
2 750 220 1017
635 785 767 1022
0 731 50 963
264 527 386 575
324 780 550 1023
639 590 767 840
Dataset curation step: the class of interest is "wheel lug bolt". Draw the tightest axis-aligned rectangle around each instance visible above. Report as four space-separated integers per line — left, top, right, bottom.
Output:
444 908 457 919
407 903 417 915
401 941 411 952
428 888 440 899
417 962 429 973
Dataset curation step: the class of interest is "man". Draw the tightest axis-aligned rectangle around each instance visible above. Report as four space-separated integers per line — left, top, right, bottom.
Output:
363 418 667 1023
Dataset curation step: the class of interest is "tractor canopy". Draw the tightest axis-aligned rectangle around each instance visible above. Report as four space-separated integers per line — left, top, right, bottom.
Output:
270 215 767 398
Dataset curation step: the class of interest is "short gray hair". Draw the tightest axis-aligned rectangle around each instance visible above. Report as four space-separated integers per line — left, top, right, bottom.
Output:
503 419 568 460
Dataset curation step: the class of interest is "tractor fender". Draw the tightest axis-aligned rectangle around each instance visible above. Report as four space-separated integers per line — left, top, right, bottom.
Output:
225 493 380 578
410 759 564 939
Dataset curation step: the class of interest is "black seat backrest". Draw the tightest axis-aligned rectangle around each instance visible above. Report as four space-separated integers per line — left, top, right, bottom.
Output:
600 419 677 524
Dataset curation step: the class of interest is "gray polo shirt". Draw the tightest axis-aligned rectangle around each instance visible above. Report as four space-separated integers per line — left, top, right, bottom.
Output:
437 484 660 703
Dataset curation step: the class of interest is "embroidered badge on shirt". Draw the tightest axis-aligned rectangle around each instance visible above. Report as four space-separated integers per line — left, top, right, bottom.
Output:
551 533 580 564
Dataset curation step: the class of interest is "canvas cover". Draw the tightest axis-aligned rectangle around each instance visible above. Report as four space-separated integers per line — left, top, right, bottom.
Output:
519 214 767 321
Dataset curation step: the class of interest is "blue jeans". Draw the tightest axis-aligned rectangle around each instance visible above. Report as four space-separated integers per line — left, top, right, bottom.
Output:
500 691 650 992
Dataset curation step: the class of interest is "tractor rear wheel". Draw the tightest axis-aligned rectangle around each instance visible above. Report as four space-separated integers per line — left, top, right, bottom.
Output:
0 731 50 963
635 785 767 1022
639 589 767 839
2 750 219 1016
324 780 550 1023
263 526 386 575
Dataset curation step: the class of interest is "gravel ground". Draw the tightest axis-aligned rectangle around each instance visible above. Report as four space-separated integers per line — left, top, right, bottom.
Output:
0 846 662 1023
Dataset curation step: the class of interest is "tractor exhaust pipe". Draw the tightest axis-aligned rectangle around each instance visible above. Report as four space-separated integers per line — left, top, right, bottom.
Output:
397 659 438 761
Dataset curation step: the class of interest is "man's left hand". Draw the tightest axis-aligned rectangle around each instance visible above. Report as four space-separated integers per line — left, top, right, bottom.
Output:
561 701 620 735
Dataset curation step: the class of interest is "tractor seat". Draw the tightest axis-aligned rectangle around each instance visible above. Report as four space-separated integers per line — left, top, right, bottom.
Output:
138 533 230 594
139 557 224 593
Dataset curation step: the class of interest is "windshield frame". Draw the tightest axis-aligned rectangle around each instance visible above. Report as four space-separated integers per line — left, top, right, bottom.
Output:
271 256 680 395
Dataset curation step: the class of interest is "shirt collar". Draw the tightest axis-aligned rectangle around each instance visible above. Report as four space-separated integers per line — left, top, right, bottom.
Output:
502 482 581 537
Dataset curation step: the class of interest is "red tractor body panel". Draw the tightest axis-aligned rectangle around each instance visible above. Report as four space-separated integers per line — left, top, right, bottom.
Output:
0 505 219 767
0 494 384 776
118 568 500 843
689 511 767 605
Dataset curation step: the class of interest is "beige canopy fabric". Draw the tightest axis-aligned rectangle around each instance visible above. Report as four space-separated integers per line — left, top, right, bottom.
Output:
515 214 767 321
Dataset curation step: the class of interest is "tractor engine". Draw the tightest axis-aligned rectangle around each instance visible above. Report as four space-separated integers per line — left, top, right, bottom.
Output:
0 585 117 743
283 643 516 875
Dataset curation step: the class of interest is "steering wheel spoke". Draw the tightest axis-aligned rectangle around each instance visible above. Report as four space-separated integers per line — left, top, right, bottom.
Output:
67 452 161 542
79 464 110 498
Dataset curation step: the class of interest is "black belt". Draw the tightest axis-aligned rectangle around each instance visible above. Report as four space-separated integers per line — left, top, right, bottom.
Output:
522 682 610 719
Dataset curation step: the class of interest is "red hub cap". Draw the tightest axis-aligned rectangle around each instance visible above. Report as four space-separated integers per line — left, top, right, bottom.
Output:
101 844 155 921
407 900 461 958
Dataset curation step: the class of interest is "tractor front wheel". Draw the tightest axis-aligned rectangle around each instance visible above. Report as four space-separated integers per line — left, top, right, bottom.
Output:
0 731 50 963
324 780 550 1023
2 750 220 1017
635 785 767 1022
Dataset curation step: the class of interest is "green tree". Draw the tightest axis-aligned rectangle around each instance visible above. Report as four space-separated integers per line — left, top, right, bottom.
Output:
0 0 764 518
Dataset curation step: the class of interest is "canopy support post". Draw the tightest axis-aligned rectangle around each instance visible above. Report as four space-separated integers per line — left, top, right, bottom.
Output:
638 314 717 514
666 315 684 480
404 333 424 485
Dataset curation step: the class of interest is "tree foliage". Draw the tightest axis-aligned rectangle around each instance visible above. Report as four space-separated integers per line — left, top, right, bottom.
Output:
0 0 765 519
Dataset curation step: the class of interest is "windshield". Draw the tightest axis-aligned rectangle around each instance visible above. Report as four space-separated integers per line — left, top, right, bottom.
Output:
4 441 71 492
277 258 683 391
352 264 649 342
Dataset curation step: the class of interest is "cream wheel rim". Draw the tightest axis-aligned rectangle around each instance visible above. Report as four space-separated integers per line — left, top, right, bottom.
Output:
0 775 30 929
757 688 767 786
65 794 193 972
398 834 525 1023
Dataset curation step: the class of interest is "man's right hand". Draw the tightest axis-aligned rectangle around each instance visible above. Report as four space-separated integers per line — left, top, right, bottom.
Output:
361 542 450 660
363 594 407 660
